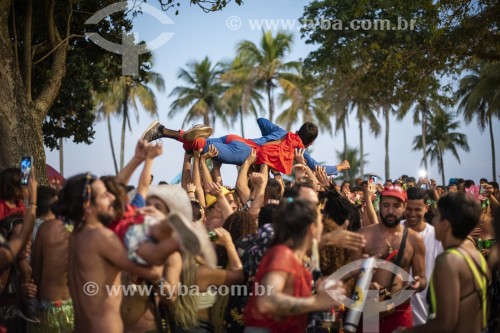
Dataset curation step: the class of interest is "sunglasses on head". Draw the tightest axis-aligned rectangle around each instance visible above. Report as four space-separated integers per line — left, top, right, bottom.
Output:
82 173 97 205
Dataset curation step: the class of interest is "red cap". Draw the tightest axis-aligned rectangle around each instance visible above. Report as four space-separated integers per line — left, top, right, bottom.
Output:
381 186 407 203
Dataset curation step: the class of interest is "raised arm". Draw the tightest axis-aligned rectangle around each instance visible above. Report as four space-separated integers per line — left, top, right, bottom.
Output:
192 149 206 206
248 165 268 217
211 159 223 185
136 143 163 199
206 182 233 222
200 145 218 190
116 140 147 185
364 185 380 225
1 171 37 272
181 152 193 189
236 148 257 204
303 151 350 176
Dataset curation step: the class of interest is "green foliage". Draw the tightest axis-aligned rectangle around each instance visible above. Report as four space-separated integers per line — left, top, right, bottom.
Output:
413 110 469 184
21 0 134 150
237 31 302 122
169 56 229 128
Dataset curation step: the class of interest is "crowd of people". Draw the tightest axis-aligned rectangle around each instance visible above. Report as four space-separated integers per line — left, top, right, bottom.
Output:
0 117 499 333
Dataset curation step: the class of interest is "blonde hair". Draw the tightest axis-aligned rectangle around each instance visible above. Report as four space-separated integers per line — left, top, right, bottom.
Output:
170 251 199 330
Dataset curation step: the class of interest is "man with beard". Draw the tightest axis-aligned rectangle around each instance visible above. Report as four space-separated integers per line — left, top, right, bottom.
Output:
351 186 426 333
401 187 443 325
52 173 163 333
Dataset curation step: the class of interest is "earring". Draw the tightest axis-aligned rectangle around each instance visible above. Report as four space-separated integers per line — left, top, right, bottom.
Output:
311 238 320 272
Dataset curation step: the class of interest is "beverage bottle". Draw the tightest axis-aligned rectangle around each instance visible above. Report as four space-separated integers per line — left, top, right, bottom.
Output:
208 231 219 242
343 257 376 333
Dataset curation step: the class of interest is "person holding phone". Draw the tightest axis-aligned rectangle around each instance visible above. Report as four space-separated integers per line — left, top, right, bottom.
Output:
0 167 29 220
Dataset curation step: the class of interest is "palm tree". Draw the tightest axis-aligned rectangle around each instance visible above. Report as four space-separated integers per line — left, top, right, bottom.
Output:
237 30 302 122
94 91 120 174
455 62 500 180
220 54 265 137
350 92 381 179
169 57 228 129
382 105 397 181
95 71 165 171
413 110 470 186
398 78 450 174
275 75 333 135
336 145 368 181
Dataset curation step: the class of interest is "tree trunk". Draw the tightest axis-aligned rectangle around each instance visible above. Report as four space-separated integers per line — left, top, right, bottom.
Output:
239 106 245 137
342 120 347 160
359 116 364 178
439 150 445 187
203 112 210 127
0 0 69 184
120 89 129 171
422 108 429 173
59 137 64 177
488 114 496 180
107 115 119 175
384 107 390 180
267 83 274 122
0 3 46 182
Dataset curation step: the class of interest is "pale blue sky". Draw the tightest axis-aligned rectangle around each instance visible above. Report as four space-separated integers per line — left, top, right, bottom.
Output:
45 0 500 186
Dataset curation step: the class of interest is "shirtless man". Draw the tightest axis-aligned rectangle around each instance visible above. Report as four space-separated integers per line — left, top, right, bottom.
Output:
52 173 163 333
31 216 74 331
351 186 426 333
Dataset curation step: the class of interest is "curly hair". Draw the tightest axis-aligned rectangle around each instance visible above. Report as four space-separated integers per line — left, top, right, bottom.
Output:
320 217 350 276
217 211 257 267
319 189 361 232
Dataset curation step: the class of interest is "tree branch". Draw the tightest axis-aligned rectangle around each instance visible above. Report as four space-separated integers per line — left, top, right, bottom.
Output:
32 0 70 119
10 1 19 75
22 0 33 102
32 34 83 66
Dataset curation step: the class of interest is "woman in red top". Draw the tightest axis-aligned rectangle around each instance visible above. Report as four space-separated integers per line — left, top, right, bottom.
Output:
0 168 27 220
243 198 346 333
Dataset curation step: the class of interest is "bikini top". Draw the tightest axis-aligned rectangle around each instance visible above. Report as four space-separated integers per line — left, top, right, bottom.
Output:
428 248 488 329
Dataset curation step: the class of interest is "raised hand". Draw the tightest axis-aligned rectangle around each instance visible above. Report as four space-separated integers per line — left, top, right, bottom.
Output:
202 145 219 160
315 165 330 188
212 227 234 248
294 148 307 165
245 148 257 165
193 148 203 159
146 142 163 159
134 140 148 161
249 172 265 187
186 182 196 193
205 182 223 197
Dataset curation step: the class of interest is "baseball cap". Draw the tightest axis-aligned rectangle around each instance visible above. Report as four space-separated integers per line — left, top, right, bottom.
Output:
381 186 407 203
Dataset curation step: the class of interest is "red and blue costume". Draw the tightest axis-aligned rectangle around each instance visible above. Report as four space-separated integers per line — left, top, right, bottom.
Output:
179 118 339 176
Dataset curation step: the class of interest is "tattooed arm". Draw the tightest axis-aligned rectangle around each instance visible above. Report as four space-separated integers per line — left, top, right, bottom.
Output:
255 271 345 316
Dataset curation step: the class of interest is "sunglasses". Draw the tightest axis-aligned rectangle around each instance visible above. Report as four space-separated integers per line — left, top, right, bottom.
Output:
82 173 96 206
